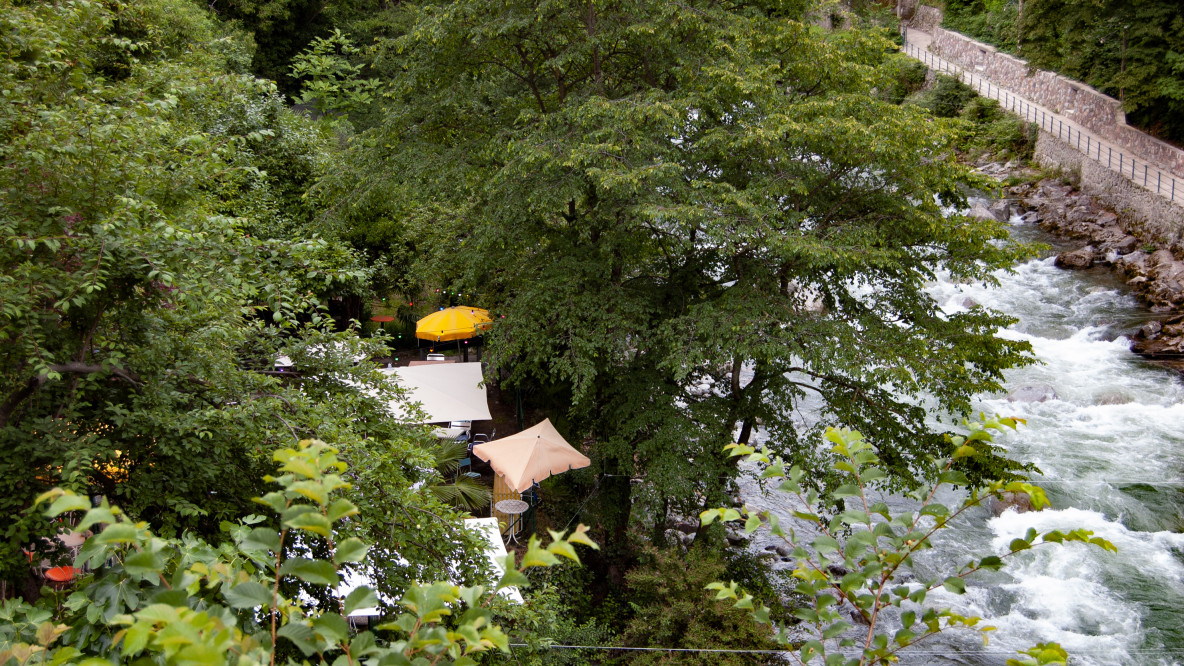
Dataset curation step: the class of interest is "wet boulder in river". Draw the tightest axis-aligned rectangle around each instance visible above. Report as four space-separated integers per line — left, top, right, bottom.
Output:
1055 246 1095 269
988 200 1012 221
968 202 997 221
988 491 1041 515
1007 384 1058 402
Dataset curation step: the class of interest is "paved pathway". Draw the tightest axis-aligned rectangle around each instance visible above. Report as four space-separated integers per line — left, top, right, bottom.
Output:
901 30 1184 208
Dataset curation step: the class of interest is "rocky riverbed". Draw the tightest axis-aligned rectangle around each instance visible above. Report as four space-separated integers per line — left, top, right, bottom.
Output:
977 165 1184 370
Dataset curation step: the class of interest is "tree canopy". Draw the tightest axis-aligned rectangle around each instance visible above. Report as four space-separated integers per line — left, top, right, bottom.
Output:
320 0 1035 535
0 0 482 598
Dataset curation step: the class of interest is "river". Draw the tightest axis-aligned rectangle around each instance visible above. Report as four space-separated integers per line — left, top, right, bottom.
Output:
740 205 1184 665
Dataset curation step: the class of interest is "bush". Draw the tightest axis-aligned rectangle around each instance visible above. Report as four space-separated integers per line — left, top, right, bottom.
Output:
904 74 977 118
981 116 1039 160
880 56 930 105
0 440 601 665
955 97 1038 160
723 550 800 626
495 580 618 665
619 546 780 665
930 74 977 117
961 96 1004 123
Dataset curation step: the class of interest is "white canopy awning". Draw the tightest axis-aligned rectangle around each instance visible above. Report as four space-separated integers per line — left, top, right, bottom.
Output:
463 517 522 603
380 363 491 424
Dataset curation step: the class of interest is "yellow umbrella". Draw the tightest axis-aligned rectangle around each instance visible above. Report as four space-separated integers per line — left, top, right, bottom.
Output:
472 419 591 493
415 306 492 342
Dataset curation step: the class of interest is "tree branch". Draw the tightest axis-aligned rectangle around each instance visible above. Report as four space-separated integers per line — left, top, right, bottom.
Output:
47 362 141 386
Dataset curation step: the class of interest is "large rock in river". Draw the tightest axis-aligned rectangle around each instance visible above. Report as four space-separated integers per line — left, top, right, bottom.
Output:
988 199 1012 221
1055 246 1095 269
988 491 1041 516
1007 384 1058 403
1130 315 1184 360
968 202 997 221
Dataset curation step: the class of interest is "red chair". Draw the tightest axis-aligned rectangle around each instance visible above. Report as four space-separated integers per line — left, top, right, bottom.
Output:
44 566 78 586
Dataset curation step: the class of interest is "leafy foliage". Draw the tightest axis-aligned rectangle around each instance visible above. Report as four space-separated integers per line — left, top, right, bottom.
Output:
702 420 1117 665
289 29 382 117
321 0 1038 545
0 0 480 600
620 546 781 664
0 439 598 665
944 0 1184 144
207 0 383 95
910 73 978 118
878 55 929 104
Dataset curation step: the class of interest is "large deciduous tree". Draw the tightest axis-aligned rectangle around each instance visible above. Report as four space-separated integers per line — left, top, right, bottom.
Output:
322 0 1035 533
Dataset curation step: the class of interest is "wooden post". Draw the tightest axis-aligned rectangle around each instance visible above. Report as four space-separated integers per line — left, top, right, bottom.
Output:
492 475 520 541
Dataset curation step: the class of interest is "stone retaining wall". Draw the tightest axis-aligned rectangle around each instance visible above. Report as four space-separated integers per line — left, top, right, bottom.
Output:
1036 133 1184 248
905 5 1184 178
909 4 942 33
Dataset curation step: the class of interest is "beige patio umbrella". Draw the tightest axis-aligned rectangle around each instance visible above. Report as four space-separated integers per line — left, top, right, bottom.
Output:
472 419 591 493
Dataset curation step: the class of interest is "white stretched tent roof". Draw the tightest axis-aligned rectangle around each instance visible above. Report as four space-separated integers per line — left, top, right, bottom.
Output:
463 517 522 603
380 363 491 423
335 518 520 619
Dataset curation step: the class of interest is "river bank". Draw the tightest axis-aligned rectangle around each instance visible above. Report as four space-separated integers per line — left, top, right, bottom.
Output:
970 160 1184 372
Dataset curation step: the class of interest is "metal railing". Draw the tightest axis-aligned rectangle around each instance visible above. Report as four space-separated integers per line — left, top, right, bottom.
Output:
902 41 1183 207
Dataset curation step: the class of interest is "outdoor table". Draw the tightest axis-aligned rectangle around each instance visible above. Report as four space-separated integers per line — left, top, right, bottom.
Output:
55 532 87 549
494 499 529 544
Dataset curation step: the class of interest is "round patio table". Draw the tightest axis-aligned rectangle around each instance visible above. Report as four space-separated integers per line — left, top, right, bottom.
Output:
494 499 529 544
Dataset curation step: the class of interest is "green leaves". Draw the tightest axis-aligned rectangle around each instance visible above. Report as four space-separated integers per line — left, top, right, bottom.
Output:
699 507 743 526
344 587 378 615
280 557 339 586
223 582 272 609
1007 642 1069 666
334 538 369 565
942 576 967 594
36 490 91 516
7 436 599 666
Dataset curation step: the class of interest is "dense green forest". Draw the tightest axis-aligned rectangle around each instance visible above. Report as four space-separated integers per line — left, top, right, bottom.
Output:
2 0 1106 663
943 0 1184 145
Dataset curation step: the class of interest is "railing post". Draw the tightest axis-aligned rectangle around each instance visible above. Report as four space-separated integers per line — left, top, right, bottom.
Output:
1108 147 1112 168
1143 164 1147 186
1158 171 1161 194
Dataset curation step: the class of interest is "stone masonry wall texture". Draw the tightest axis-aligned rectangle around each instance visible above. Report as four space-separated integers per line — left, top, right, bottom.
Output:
1036 134 1184 246
909 4 942 34
918 11 1184 178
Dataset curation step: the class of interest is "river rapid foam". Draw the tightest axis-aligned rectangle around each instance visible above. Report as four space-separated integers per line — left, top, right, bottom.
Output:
739 214 1184 665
